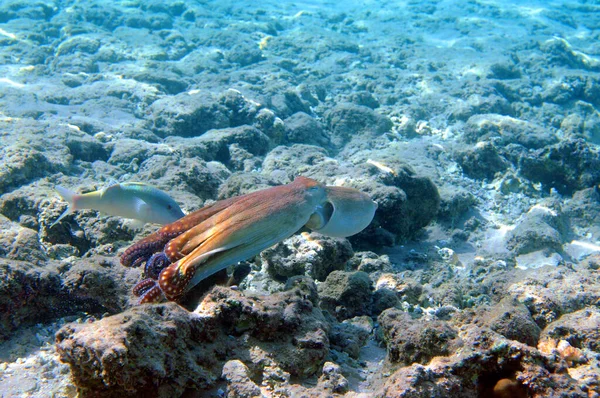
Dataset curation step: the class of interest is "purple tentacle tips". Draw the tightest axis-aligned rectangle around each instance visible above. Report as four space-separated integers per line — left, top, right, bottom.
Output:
132 278 165 304
144 252 171 280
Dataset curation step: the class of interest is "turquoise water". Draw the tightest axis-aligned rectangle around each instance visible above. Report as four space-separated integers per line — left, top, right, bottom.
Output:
0 0 599 397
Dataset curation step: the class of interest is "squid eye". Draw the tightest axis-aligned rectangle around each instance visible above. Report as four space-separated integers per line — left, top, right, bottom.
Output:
305 186 377 238
305 202 333 230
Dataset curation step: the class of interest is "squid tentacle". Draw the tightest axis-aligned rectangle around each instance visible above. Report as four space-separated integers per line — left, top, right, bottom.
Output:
144 252 171 280
123 176 377 305
121 234 172 268
132 278 157 297
120 196 243 268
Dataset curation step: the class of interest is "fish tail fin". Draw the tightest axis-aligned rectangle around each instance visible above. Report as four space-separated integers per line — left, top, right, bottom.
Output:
51 186 78 227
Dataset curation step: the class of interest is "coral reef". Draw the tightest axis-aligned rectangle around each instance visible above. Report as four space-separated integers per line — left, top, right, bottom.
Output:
0 0 599 397
56 282 329 396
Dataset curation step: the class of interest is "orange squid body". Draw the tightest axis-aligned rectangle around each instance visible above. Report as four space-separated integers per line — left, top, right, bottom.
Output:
158 176 328 300
125 176 378 303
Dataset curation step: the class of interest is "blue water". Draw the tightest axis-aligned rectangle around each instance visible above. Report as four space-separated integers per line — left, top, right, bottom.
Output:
0 0 599 396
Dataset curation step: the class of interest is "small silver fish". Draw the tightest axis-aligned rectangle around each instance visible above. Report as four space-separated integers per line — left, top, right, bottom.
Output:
51 182 185 227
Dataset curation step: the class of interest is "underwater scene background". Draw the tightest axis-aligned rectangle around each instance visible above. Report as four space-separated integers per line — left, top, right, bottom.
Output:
0 0 599 396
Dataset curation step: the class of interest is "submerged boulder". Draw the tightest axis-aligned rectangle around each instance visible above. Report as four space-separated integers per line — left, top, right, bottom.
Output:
261 232 353 282
56 282 329 397
325 103 392 149
519 138 600 195
283 112 331 148
147 91 229 137
319 271 373 321
378 309 460 366
483 297 541 347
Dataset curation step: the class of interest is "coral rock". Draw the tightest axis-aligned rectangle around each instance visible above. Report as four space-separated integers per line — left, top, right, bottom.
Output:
378 309 460 366
56 282 329 396
484 296 541 347
261 232 353 282
222 360 262 398
319 271 373 321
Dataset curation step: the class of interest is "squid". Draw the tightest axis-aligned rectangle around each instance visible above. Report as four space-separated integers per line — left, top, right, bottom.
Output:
121 176 377 304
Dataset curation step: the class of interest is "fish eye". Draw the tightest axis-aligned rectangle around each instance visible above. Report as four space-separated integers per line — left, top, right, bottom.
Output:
167 205 172 210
